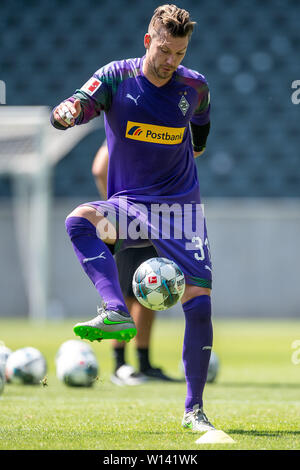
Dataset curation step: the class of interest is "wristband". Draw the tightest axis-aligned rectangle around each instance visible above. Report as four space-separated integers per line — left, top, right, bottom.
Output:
193 145 206 152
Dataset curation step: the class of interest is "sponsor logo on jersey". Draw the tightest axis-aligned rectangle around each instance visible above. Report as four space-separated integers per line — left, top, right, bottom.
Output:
81 77 102 95
126 121 185 145
127 125 143 136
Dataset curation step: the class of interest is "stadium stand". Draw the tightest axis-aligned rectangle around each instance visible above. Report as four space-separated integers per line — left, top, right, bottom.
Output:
0 0 299 198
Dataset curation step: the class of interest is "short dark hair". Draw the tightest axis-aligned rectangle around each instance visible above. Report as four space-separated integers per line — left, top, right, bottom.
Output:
149 4 196 38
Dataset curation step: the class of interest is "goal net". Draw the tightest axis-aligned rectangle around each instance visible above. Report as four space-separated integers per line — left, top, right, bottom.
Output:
0 106 102 322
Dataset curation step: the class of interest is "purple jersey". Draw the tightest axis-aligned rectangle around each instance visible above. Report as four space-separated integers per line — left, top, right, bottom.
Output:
71 57 210 204
56 57 213 289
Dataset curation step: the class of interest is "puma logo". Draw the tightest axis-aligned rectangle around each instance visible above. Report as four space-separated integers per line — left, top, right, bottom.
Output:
82 252 106 264
126 93 141 106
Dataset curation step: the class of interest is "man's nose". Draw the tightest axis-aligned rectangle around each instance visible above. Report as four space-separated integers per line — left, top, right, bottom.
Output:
166 54 175 66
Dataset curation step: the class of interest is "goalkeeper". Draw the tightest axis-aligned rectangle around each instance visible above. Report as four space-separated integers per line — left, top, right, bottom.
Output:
51 4 214 432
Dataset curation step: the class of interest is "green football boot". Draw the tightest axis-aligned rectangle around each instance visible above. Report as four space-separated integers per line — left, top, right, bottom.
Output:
73 304 137 343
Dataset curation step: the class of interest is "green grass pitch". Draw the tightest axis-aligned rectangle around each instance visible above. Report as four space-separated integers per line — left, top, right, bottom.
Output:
0 317 299 450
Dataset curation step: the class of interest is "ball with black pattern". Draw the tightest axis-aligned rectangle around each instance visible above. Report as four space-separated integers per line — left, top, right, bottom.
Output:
132 257 185 311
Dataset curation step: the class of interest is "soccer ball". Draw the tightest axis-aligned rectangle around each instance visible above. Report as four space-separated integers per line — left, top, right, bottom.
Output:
56 340 99 387
0 369 5 396
179 351 220 383
0 343 12 377
132 257 185 311
206 351 220 383
56 339 93 360
5 347 47 385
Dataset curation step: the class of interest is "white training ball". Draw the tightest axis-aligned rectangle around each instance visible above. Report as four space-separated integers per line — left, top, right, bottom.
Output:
132 257 185 311
0 344 12 377
206 351 220 383
0 368 5 396
5 347 47 385
56 342 99 387
55 339 94 362
179 351 220 384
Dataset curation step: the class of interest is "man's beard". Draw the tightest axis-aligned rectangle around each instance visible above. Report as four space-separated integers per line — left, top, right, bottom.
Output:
149 58 174 80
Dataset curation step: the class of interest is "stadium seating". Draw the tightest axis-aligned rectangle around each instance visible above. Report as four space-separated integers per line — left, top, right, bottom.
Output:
0 0 299 198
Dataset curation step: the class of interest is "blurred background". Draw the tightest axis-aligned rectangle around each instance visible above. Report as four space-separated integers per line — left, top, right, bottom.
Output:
0 0 299 320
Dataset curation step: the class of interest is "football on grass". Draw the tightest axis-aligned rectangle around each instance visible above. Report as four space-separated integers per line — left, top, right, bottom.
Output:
179 351 220 383
56 340 99 387
0 343 12 378
0 368 5 395
206 351 220 383
132 257 185 311
5 347 47 385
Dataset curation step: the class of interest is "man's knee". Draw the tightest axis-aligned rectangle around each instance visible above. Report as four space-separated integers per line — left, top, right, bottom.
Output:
67 205 99 223
66 205 117 244
181 284 211 304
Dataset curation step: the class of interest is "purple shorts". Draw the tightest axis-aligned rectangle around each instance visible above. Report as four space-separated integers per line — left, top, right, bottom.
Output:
81 196 212 289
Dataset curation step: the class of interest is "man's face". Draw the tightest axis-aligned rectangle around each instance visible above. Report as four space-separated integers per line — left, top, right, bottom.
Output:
144 28 189 82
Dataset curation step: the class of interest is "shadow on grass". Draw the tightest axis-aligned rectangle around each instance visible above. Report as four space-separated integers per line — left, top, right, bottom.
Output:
227 429 300 437
217 382 300 389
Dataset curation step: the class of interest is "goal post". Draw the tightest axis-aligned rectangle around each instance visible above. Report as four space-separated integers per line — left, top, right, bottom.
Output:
0 106 102 322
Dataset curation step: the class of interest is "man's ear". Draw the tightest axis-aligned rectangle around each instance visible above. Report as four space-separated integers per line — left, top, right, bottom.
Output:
144 33 151 49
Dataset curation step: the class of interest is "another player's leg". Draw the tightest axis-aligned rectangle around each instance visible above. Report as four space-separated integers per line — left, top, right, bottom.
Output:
132 298 179 381
110 296 150 386
111 245 177 384
131 298 156 376
110 246 153 384
127 297 177 381
91 139 108 199
65 205 136 343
